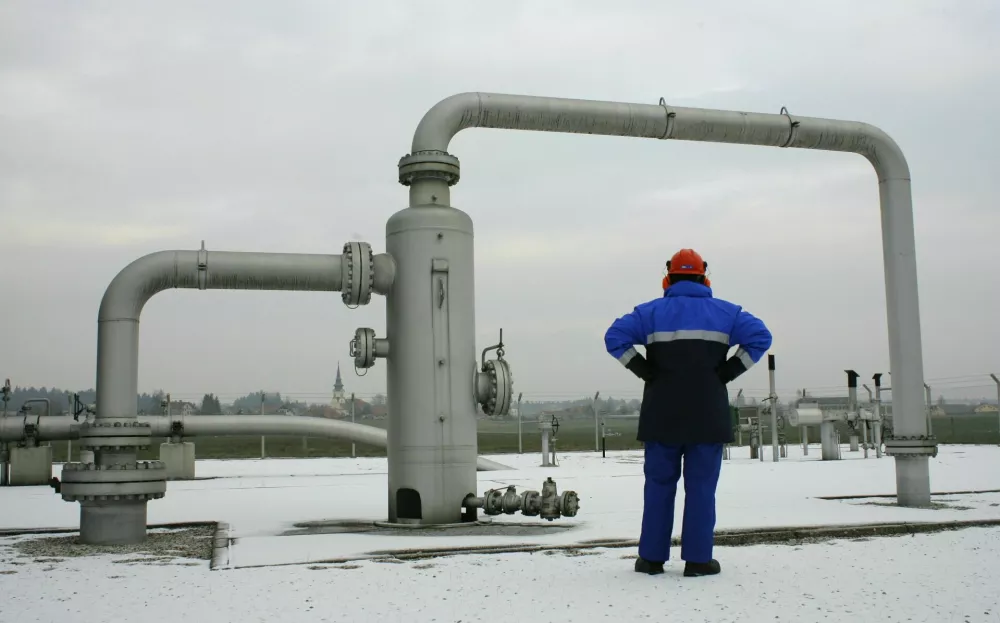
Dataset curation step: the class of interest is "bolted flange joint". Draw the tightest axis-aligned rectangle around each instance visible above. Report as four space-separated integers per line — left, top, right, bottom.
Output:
59 460 167 502
476 359 513 416
398 150 461 187
475 329 513 417
539 477 580 521
349 328 390 370
341 241 375 307
76 419 153 451
883 435 938 458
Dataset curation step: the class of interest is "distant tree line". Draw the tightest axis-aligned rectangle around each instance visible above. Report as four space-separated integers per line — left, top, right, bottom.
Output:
1 386 172 416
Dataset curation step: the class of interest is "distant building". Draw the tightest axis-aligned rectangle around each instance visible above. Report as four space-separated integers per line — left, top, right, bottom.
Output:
172 401 198 416
331 362 347 412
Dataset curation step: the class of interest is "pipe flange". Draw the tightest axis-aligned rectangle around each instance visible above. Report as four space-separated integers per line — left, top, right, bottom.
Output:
61 461 167 484
520 490 541 516
883 435 938 458
60 476 167 501
481 488 505 516
478 359 513 417
77 420 153 450
398 150 461 187
350 328 377 369
65 492 165 502
559 490 580 518
341 241 374 307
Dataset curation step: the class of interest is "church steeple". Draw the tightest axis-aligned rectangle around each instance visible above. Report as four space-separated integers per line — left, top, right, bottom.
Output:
334 362 344 392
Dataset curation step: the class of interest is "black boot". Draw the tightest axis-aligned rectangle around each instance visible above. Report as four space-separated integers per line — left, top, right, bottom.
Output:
634 557 665 575
683 559 721 577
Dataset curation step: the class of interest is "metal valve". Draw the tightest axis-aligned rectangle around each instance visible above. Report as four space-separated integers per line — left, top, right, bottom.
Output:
463 477 579 521
475 329 513 417
349 327 389 370
341 241 374 308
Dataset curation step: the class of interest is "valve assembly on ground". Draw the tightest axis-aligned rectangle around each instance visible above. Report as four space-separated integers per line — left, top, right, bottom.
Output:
464 477 579 521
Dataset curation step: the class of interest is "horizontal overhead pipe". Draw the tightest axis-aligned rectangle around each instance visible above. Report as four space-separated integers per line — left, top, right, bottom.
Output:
403 92 930 506
97 249 347 422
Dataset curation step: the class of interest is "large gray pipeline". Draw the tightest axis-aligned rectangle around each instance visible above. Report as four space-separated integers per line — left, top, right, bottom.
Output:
0 415 81 444
141 415 512 471
0 415 510 471
400 92 931 507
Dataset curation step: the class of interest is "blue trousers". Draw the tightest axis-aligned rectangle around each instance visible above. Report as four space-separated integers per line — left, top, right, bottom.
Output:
638 441 724 564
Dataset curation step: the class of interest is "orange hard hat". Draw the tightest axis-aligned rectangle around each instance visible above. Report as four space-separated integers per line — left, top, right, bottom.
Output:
666 248 707 275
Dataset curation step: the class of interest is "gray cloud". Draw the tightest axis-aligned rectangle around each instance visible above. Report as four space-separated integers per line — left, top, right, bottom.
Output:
1 0 997 403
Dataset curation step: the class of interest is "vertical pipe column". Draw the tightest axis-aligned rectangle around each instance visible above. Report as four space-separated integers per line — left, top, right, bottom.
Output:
820 421 840 460
991 374 1000 446
801 426 808 456
0 443 8 486
385 203 478 525
877 175 932 506
846 370 860 455
757 405 765 463
924 383 934 436
540 421 551 467
517 392 523 454
769 355 778 463
350 392 356 459
592 391 600 453
873 373 884 458
259 392 266 459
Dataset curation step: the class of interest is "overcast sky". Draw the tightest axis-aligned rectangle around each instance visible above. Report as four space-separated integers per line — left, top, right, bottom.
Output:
1 0 997 405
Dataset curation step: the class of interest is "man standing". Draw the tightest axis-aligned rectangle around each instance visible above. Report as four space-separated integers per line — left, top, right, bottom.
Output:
604 248 772 577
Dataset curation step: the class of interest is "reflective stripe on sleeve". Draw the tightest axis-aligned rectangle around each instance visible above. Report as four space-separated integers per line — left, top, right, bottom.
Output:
618 347 639 366
646 330 730 345
736 347 755 370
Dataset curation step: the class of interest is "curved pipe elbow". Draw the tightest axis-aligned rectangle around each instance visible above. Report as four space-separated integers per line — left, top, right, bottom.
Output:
372 253 396 295
99 251 191 322
854 122 910 183
411 92 483 153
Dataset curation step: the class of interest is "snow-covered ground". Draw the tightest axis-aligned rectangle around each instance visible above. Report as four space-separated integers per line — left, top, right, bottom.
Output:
2 444 999 622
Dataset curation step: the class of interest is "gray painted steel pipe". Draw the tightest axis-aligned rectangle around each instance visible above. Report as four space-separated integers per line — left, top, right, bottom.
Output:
0 415 81 443
140 415 510 471
97 250 344 422
0 414 510 471
403 92 931 507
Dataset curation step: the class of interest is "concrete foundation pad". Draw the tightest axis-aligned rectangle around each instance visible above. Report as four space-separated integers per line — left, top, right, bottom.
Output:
160 442 196 480
8 445 53 486
80 499 148 545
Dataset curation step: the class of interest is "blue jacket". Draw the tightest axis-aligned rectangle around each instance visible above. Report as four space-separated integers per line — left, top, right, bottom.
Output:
604 280 772 444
